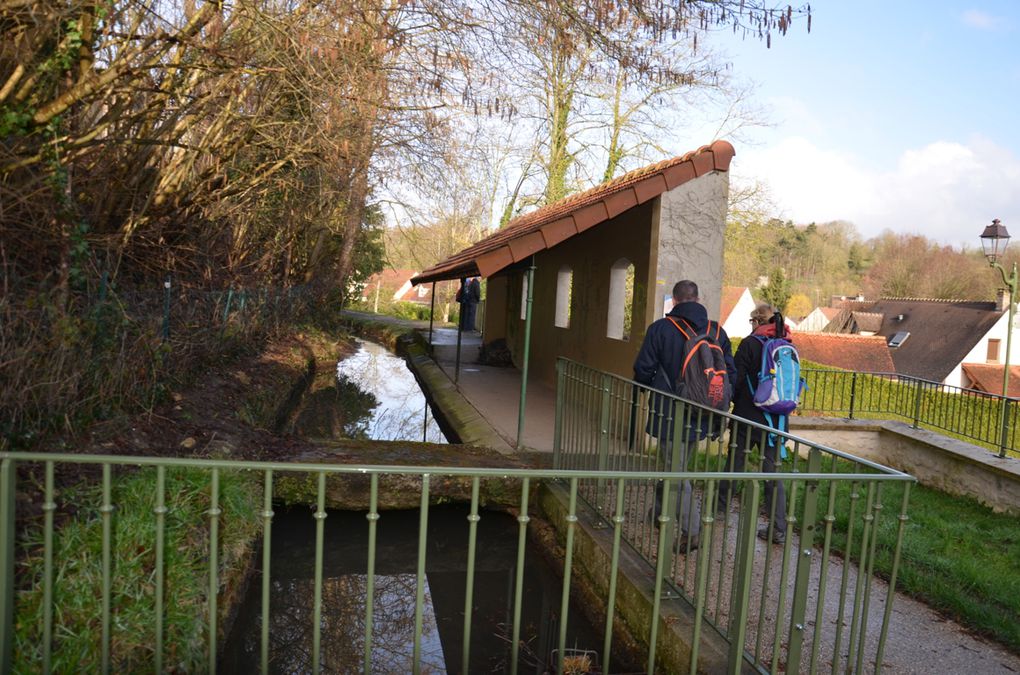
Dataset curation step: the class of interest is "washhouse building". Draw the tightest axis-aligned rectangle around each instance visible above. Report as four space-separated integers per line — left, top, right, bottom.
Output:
412 140 735 386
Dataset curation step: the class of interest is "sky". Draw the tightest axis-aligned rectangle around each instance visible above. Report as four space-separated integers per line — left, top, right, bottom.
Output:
695 1 1020 249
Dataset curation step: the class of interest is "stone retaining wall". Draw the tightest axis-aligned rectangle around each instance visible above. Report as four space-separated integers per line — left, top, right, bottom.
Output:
790 417 1020 515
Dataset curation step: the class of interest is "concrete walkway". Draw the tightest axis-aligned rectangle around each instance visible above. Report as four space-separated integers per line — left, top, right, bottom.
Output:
410 322 1020 675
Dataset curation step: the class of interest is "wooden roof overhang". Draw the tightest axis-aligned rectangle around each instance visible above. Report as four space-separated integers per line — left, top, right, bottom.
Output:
411 140 735 285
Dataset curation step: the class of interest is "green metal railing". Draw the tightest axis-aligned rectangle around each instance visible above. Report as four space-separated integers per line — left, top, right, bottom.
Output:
553 358 916 674
799 369 1020 457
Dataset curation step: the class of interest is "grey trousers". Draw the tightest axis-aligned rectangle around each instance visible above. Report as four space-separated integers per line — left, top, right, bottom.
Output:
653 437 702 536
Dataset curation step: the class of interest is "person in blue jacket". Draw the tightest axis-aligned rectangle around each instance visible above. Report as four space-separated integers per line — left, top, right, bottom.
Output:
633 279 736 551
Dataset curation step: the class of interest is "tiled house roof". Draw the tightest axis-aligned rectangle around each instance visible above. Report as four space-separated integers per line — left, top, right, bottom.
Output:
412 140 735 284
868 298 1003 382
958 367 1020 399
961 363 1020 397
362 268 416 297
793 333 895 372
853 311 884 333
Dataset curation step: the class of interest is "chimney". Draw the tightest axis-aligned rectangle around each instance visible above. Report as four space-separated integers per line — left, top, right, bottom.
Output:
997 288 1010 312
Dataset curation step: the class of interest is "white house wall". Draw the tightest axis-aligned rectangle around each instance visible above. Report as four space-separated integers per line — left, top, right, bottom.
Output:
721 288 757 338
948 310 1020 388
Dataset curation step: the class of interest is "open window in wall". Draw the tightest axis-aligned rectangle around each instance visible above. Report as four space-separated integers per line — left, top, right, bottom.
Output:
520 274 529 320
555 266 573 328
607 258 635 340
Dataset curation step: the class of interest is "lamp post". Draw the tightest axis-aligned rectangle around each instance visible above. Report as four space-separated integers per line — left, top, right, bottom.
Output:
980 218 1017 457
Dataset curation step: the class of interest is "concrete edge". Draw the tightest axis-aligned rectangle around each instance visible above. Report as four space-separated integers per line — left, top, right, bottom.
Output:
790 416 1020 479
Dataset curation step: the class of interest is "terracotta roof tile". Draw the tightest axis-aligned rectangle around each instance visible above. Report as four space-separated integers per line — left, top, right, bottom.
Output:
852 311 884 332
794 333 896 373
961 363 1020 397
412 140 735 284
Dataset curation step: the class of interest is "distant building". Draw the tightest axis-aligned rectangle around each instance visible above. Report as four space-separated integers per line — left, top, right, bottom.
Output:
798 306 840 332
820 295 1017 390
719 287 757 338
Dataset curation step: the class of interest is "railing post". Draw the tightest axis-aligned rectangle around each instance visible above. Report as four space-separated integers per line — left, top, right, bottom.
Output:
848 371 858 419
0 459 14 675
553 359 565 469
786 448 823 671
596 373 612 511
727 480 760 672
998 396 1012 458
911 377 924 429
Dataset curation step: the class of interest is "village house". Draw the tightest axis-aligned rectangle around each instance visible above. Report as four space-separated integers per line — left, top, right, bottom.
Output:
718 286 757 338
822 295 1020 390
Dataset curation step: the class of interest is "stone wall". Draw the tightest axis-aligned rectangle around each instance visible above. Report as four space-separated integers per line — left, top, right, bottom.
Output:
790 417 1020 515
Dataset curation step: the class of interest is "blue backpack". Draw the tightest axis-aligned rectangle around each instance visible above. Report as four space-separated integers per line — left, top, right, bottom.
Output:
747 328 806 456
751 334 805 415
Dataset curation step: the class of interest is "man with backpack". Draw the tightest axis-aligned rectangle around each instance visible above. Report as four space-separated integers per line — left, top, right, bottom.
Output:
633 280 737 551
717 302 801 544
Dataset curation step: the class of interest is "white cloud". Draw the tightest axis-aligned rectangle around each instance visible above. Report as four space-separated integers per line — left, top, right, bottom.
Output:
732 136 1020 248
961 9 1008 31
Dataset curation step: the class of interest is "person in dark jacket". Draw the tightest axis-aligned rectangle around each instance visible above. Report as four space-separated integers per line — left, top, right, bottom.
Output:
717 302 790 544
633 280 737 550
458 276 481 332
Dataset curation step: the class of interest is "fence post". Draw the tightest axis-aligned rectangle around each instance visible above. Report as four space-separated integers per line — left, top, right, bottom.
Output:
553 359 565 469
161 275 171 342
727 480 760 670
0 459 14 674
911 378 923 429
595 373 612 512
999 397 1012 458
786 448 823 671
848 372 858 419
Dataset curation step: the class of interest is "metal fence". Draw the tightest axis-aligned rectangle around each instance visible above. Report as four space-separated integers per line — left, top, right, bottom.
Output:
799 369 1019 457
553 358 916 674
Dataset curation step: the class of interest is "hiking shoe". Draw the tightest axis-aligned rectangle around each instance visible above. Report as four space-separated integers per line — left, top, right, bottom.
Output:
757 525 785 545
677 533 700 552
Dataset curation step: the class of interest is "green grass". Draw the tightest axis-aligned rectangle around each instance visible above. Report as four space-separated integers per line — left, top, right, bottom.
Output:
815 469 1020 653
13 467 261 673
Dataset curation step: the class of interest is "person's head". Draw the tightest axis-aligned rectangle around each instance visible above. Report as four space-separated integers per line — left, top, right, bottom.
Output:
672 280 699 304
749 302 777 329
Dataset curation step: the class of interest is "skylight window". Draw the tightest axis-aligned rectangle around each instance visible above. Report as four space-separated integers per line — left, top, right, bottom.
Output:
888 331 910 349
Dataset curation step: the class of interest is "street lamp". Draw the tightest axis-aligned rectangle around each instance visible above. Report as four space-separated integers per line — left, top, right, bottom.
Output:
980 218 1017 457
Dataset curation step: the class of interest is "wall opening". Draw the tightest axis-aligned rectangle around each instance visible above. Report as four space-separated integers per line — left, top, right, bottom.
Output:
555 266 573 328
607 258 635 340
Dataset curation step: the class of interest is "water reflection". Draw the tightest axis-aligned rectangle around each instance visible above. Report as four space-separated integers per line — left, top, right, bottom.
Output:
331 338 446 443
222 507 632 674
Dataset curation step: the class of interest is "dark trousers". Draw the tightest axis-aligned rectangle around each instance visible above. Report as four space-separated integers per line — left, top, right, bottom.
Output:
718 421 787 533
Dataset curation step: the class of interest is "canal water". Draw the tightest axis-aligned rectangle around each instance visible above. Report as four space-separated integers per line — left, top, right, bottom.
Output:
222 337 636 672
335 337 447 443
221 506 633 673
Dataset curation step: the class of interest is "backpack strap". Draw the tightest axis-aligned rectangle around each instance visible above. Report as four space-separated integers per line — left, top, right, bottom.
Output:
666 316 693 340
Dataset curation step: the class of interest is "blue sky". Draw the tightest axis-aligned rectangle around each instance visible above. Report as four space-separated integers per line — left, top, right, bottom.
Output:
697 1 1020 248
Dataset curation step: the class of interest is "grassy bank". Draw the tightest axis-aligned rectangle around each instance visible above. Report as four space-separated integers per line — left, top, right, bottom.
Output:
13 466 261 672
816 466 1020 653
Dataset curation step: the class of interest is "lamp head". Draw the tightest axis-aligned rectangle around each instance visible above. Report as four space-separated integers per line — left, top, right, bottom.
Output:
981 219 1010 264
